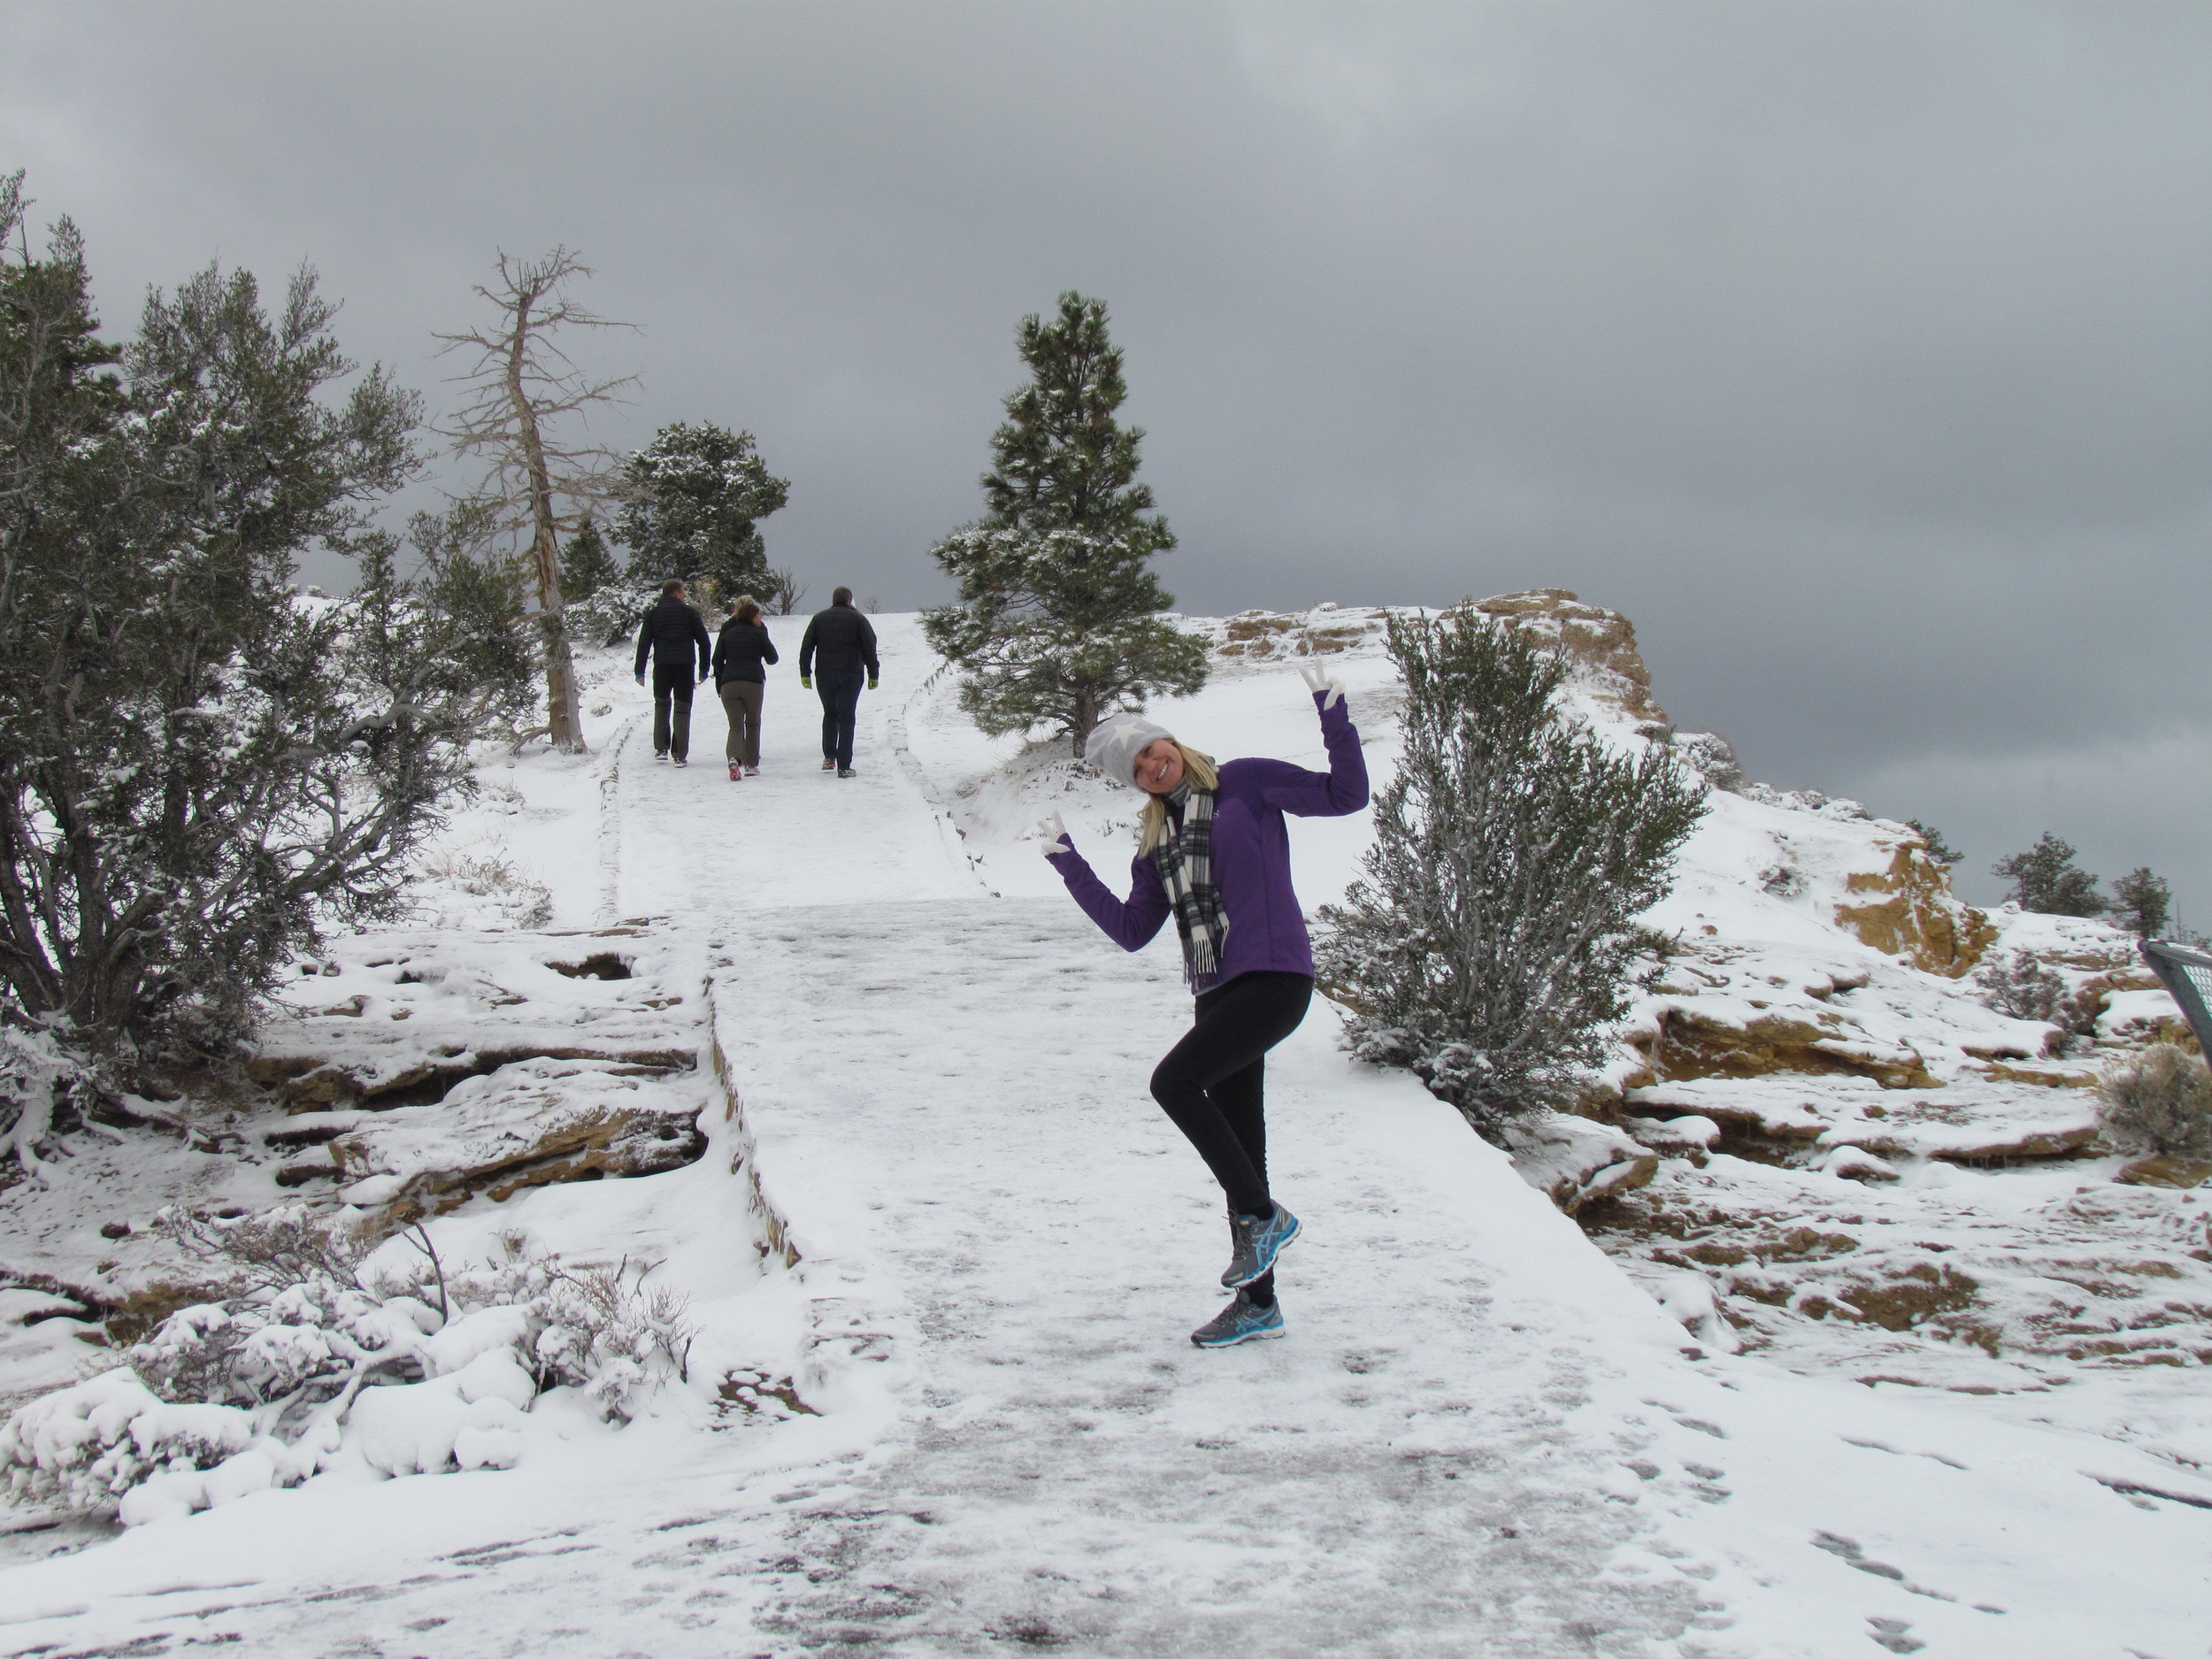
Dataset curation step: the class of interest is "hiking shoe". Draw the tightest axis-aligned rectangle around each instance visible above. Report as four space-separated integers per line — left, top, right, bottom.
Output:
838 766 856 779
1222 1203 1300 1288
729 764 742 781
1191 1289 1285 1348
821 758 836 772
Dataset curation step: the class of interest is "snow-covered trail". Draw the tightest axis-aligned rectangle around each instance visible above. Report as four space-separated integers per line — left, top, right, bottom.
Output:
713 900 1714 1654
607 663 984 921
592 660 1717 1650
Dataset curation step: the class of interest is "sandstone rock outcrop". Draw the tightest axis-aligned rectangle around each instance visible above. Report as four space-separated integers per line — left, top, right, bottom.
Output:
1463 588 1667 724
1833 841 1996 979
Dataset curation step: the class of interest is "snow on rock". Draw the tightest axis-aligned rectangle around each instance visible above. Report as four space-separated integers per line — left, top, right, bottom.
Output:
310 1056 709 1223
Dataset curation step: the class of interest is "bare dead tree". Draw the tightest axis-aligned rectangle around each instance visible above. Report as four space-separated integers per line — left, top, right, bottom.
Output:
434 249 637 752
766 569 808 616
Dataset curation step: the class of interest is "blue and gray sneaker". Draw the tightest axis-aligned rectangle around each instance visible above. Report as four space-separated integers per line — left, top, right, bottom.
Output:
1191 1289 1286 1348
1222 1203 1301 1288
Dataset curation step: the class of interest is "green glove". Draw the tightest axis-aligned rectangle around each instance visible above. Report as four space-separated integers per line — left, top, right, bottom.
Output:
868 677 879 691
800 675 811 690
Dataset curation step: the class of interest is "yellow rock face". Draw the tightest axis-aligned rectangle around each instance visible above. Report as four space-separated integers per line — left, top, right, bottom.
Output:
1834 843 1997 979
1633 1009 1936 1090
1466 588 1668 725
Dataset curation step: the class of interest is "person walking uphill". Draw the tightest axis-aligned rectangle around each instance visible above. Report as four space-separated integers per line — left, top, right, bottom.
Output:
712 596 779 781
798 587 879 778
1035 665 1368 1348
634 580 712 766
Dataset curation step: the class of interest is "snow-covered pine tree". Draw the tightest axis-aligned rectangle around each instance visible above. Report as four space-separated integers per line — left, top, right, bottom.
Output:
616 421 789 608
923 292 1207 757
0 174 469 1088
1317 609 1707 1129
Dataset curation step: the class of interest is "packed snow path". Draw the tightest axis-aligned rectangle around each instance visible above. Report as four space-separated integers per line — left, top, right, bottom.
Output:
2 627 2208 1657
602 675 1709 1648
718 901 1709 1655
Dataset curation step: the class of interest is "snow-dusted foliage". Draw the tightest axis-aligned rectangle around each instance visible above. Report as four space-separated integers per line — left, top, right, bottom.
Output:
1972 946 2103 1044
0 1208 693 1523
0 1022 113 1181
1973 948 2069 1024
0 174 482 1062
617 420 789 603
2097 1042 2212 1160
1317 609 1705 1125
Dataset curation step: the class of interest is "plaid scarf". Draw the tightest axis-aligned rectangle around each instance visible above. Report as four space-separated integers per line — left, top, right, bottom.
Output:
1155 780 1227 986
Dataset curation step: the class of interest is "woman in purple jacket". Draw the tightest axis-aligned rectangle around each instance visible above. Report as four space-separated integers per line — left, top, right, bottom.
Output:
1036 666 1369 1348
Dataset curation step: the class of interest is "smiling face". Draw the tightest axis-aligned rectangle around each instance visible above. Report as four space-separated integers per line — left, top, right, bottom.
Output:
1133 738 1186 795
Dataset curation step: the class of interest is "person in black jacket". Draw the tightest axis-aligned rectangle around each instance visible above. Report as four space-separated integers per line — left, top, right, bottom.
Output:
711 596 779 781
633 580 713 765
797 587 880 778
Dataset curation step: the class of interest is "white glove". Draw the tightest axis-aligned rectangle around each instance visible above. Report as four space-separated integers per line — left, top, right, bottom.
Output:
1031 811 1071 858
1299 663 1345 710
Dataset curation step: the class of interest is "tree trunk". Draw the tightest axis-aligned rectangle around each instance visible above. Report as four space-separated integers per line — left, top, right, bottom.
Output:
505 316 587 754
1071 690 1099 759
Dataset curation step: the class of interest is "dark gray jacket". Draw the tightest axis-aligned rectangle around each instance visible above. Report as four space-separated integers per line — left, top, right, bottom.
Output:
712 618 780 687
634 597 712 677
798 603 879 679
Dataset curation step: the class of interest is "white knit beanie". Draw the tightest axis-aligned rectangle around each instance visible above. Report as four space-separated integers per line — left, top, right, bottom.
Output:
1086 712 1173 788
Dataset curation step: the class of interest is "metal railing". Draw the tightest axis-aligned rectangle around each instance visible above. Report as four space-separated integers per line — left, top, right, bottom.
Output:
2140 938 2212 1055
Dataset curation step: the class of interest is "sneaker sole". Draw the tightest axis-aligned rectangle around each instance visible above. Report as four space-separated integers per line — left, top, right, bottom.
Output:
1192 1319 1286 1348
1224 1214 1302 1288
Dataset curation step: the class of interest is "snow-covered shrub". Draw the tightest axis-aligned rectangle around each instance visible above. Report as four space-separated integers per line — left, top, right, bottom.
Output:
1318 609 1706 1126
0 1209 694 1523
449 1233 694 1422
1672 731 1743 792
414 845 555 931
1976 949 2068 1024
0 1368 285 1525
2097 1043 2212 1160
567 583 652 650
1973 949 2107 1048
0 1023 114 1182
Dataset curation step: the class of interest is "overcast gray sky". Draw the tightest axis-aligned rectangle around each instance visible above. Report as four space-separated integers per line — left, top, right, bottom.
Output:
5 1 2208 918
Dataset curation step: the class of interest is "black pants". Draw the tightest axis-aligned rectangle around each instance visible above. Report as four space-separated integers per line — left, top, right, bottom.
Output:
816 668 864 768
1149 971 1313 1223
652 662 696 759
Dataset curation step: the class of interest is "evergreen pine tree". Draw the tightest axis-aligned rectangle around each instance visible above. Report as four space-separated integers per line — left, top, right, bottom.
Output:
617 421 789 606
923 292 1207 757
1993 833 2107 917
559 518 620 603
2111 866 2172 938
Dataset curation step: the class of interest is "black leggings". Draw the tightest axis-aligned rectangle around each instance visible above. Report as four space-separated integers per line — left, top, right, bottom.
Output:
1149 968 1314 1225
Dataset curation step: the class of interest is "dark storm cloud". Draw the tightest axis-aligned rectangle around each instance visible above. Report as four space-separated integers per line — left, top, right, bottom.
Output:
4 1 2209 912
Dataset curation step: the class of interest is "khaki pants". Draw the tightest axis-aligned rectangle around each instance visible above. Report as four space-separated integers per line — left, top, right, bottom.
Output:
719 680 765 767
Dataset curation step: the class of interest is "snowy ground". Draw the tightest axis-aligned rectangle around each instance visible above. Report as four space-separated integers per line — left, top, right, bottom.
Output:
0 610 2207 1656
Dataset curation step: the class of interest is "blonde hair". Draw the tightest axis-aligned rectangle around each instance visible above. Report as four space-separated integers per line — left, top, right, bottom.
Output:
1138 743 1219 854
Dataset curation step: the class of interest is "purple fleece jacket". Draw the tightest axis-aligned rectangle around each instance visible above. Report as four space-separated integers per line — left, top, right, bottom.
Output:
1046 692 1370 993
